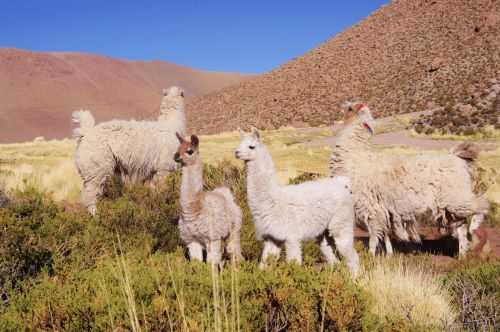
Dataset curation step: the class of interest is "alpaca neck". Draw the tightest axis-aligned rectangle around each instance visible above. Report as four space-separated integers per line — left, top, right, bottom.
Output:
331 124 373 175
245 146 280 212
158 99 186 134
180 158 203 218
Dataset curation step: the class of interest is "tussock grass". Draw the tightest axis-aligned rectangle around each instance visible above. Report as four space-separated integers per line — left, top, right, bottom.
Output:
0 139 80 201
359 257 457 329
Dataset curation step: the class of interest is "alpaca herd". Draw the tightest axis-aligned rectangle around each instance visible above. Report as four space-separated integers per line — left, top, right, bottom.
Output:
73 86 487 277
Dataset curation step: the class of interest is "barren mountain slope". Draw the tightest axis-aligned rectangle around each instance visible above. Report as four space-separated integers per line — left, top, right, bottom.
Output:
0 48 245 142
187 0 500 134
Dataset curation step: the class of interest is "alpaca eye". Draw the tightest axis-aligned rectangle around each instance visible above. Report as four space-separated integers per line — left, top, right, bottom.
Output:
249 146 255 150
187 150 194 155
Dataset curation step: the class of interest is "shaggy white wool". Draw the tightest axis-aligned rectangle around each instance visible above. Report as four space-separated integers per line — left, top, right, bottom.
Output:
236 127 359 276
175 134 242 265
73 86 186 215
330 103 489 256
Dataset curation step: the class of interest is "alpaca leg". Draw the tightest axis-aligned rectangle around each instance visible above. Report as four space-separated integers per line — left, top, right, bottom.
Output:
259 240 281 269
187 242 204 262
226 224 243 261
81 180 102 216
469 214 484 233
320 236 339 264
368 234 379 256
285 240 302 265
207 240 223 266
333 233 360 278
456 224 470 258
384 235 393 256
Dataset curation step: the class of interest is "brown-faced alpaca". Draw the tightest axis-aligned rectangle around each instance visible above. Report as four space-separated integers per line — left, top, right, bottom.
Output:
174 133 243 265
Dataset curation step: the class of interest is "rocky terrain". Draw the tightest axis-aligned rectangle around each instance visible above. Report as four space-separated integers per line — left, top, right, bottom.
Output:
412 76 500 135
187 0 500 134
0 48 246 142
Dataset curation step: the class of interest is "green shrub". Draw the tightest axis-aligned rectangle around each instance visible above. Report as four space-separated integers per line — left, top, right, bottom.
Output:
0 251 376 332
443 263 500 331
0 188 58 290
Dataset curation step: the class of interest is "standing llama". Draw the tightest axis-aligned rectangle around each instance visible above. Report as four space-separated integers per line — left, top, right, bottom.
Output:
235 127 359 276
174 133 243 265
73 86 186 215
329 102 489 256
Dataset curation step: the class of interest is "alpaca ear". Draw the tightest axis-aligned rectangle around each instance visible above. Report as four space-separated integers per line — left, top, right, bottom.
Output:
250 126 260 140
190 134 199 148
353 103 365 112
176 132 184 143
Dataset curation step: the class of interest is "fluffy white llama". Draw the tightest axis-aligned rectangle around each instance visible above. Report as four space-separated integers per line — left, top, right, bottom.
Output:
235 127 359 276
174 133 243 265
329 102 489 257
73 86 186 215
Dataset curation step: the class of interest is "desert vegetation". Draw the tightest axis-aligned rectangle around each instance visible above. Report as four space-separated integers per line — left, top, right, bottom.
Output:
412 77 500 137
1 126 499 331
0 166 490 331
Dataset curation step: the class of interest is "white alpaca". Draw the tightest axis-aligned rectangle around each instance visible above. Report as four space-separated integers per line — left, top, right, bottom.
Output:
174 133 243 265
330 102 489 257
235 127 359 276
72 87 186 215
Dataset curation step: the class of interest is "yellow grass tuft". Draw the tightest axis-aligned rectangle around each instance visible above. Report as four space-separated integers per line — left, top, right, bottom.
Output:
359 258 456 328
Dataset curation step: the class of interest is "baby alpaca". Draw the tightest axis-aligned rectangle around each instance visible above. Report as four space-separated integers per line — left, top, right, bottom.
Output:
174 133 243 265
235 127 359 276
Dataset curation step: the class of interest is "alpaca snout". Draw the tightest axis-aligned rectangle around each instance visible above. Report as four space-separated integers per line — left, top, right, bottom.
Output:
234 150 240 159
174 152 182 163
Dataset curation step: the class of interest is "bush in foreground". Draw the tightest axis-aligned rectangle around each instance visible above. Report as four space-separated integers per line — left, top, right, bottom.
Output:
1 162 492 331
443 263 500 331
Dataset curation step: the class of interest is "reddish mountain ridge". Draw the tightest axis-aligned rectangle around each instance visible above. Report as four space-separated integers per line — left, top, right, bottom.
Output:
0 48 246 142
187 0 500 134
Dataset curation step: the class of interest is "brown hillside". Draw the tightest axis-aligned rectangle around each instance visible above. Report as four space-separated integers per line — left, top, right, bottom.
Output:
187 0 500 134
0 48 246 142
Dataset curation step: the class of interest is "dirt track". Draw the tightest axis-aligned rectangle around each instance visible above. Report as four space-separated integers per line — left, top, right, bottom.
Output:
307 127 498 152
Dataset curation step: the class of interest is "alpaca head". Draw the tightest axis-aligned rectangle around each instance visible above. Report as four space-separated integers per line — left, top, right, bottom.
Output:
341 102 375 135
174 132 199 166
160 86 185 117
235 126 261 161
163 86 185 98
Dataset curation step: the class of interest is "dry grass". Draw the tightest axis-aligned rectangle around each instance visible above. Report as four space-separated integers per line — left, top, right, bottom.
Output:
0 128 332 202
359 257 457 329
1 127 498 208
0 139 80 201
477 147 500 205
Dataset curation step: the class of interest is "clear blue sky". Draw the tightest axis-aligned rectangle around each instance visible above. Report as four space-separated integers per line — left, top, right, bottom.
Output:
1 0 388 73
